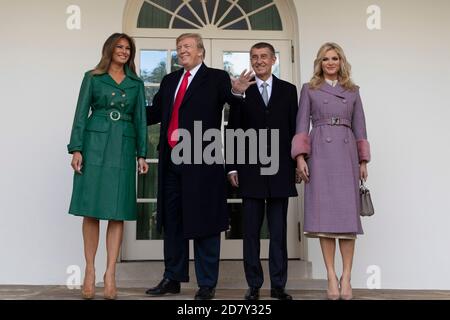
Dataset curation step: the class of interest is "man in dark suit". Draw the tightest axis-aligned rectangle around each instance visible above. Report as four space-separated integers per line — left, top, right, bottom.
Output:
145 33 253 300
227 42 298 300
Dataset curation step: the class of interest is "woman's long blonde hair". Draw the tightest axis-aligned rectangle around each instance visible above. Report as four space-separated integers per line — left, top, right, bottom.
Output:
309 42 356 91
91 33 137 75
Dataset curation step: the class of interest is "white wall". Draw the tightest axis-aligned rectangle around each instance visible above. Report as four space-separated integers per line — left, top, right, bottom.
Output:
295 0 450 289
0 0 127 285
1 0 449 290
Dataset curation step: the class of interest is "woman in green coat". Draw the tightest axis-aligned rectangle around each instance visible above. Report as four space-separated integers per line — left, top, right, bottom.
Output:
67 33 148 299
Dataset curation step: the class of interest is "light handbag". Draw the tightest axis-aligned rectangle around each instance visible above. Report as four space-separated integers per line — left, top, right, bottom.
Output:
360 180 374 216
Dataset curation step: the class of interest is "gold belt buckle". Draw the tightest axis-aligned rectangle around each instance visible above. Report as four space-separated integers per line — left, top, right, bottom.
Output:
110 110 121 121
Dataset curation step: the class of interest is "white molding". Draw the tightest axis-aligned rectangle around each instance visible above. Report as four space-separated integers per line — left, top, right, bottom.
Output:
123 0 294 39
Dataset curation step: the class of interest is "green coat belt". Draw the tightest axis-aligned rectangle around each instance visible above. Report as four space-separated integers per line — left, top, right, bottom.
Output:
67 67 147 220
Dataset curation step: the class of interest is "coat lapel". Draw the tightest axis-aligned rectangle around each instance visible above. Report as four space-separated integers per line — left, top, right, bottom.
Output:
179 63 208 109
165 69 184 120
98 73 119 88
247 79 266 109
248 75 280 110
120 77 138 89
97 65 139 89
121 65 140 89
267 75 281 109
318 81 347 98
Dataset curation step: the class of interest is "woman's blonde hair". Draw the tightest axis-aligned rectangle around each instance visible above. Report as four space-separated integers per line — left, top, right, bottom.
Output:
309 42 356 90
91 33 137 75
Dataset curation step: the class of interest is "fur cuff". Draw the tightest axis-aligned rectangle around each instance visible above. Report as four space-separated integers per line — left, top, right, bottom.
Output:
357 139 371 163
291 133 311 159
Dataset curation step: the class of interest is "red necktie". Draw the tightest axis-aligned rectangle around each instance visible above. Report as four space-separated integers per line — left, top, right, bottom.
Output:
167 70 191 148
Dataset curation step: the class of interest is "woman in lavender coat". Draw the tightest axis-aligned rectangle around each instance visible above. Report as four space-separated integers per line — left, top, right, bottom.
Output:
291 43 370 300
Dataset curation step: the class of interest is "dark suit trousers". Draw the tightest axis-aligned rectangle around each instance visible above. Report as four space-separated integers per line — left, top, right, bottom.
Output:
243 197 288 289
162 159 221 288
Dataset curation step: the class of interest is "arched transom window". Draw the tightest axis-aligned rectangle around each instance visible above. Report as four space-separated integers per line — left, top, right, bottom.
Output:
137 0 282 30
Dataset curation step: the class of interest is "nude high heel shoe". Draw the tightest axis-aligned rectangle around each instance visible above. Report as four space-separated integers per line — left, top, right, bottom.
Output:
103 274 117 300
327 276 340 300
339 277 353 300
81 271 96 299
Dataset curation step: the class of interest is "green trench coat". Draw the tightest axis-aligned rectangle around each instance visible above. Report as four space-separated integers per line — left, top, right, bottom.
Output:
67 67 147 221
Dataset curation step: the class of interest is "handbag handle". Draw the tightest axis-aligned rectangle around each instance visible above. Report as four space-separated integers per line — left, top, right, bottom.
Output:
360 179 368 192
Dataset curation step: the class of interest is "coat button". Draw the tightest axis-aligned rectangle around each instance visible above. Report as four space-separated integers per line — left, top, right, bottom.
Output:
344 138 349 143
111 102 115 106
122 93 126 98
324 99 329 104
326 137 332 143
342 99 347 103
121 103 125 107
112 92 116 96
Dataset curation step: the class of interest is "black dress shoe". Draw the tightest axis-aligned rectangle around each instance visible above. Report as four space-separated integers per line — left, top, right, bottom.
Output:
194 287 215 300
245 287 260 300
145 278 180 295
270 288 293 300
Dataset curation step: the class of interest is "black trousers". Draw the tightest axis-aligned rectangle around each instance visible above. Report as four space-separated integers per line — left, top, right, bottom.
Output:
243 197 289 289
162 159 221 288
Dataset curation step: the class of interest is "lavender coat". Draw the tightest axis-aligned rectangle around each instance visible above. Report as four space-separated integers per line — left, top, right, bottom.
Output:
291 83 371 234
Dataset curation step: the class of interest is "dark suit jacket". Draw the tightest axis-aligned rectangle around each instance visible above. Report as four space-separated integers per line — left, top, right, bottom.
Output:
147 63 240 239
226 75 298 198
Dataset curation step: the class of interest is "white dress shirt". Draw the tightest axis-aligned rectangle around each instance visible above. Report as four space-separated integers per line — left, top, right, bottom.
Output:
173 62 202 100
325 78 338 87
255 75 273 100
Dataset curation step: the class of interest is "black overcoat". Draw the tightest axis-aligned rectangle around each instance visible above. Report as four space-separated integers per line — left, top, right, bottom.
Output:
147 63 240 238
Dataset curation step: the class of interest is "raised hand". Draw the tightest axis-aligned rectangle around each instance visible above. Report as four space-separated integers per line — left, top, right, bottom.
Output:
231 69 256 94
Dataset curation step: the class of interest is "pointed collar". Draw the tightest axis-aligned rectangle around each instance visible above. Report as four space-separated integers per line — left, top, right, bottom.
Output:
318 80 347 98
124 64 142 82
181 62 203 78
255 75 273 89
179 63 208 107
247 74 280 108
325 78 338 87
96 65 141 89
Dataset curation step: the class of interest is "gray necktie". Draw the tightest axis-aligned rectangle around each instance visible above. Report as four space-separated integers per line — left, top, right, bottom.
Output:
261 82 269 106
